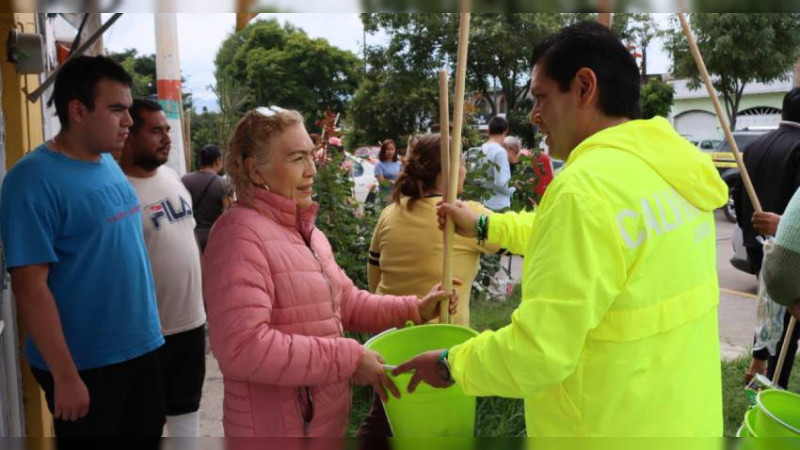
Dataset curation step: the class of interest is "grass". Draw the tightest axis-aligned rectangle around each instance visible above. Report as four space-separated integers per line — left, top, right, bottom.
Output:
348 284 800 436
721 355 800 436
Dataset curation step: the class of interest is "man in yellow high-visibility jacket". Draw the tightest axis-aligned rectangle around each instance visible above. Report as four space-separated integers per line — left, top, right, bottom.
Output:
394 21 727 436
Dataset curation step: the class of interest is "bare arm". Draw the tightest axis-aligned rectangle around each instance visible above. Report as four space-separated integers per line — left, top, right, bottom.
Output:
11 264 89 421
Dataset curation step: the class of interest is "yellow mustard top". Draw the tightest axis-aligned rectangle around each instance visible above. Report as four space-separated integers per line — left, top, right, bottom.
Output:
369 197 501 326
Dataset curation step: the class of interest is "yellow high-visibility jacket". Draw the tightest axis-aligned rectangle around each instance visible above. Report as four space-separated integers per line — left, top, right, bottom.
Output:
449 117 727 436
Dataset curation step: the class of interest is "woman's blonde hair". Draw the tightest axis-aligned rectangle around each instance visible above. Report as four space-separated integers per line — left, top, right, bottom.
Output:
225 108 304 204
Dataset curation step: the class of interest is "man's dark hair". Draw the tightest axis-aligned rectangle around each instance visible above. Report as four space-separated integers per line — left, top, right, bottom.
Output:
198 144 223 167
52 55 133 130
532 21 641 119
782 87 800 123
130 98 163 132
488 116 509 136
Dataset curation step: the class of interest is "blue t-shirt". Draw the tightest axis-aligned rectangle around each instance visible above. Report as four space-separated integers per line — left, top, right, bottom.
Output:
375 160 402 194
0 146 163 370
375 160 401 181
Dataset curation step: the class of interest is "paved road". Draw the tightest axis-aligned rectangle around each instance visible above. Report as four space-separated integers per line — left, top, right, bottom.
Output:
715 210 759 360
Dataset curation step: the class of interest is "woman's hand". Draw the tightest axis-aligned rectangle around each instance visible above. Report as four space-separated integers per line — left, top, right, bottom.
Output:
418 280 460 322
437 201 478 238
353 349 401 402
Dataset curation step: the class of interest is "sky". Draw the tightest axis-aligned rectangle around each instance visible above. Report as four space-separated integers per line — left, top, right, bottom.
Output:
101 13 672 112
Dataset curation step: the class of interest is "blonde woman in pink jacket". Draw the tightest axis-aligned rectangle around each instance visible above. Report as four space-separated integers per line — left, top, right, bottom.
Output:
203 107 457 437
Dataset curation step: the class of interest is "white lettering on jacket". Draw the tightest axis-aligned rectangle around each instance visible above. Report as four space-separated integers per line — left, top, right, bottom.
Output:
617 188 702 250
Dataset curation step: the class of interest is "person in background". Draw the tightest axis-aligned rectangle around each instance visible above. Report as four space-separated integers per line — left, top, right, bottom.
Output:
182 144 232 253
531 148 555 203
502 135 522 174
764 190 800 313
374 139 402 196
202 107 457 437
478 116 515 211
734 87 800 386
0 55 164 439
120 99 207 437
357 133 502 437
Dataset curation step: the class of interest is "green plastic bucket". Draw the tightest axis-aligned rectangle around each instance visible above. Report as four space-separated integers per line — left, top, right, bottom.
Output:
743 407 758 437
753 390 800 437
364 324 478 437
737 424 748 437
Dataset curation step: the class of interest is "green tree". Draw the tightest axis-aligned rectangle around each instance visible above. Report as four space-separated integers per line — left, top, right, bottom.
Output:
344 43 439 148
108 48 194 111
214 19 362 128
353 14 567 148
640 78 675 119
666 13 800 130
108 49 157 98
187 77 253 170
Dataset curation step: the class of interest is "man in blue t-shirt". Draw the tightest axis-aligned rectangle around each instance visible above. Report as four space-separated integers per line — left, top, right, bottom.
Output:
0 56 165 438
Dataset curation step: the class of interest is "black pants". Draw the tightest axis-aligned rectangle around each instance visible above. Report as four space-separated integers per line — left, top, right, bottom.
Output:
158 325 206 416
31 349 165 439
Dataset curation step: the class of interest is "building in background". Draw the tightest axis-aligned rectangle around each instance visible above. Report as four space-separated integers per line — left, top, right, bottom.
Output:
670 74 797 143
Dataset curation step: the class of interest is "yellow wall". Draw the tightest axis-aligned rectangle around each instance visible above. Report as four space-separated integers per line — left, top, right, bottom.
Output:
1 13 44 167
1 12 54 442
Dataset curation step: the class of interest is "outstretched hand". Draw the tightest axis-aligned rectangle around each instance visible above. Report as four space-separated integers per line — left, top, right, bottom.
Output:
391 349 454 393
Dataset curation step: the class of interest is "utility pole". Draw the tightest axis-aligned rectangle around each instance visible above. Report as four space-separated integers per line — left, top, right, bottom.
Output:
154 13 187 175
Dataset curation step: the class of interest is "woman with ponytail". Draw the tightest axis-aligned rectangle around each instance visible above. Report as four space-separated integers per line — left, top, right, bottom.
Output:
202 108 457 437
358 134 502 437
369 134 502 327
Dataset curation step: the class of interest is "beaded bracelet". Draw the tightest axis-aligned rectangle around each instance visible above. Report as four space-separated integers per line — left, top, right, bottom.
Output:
476 214 489 245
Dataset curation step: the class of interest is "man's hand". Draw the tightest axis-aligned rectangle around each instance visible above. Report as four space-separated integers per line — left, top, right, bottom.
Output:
353 349 401 402
437 201 478 238
753 212 781 236
418 280 461 322
392 350 454 393
53 374 90 421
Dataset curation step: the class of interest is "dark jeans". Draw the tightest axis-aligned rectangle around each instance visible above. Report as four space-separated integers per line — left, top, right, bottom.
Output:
31 349 165 439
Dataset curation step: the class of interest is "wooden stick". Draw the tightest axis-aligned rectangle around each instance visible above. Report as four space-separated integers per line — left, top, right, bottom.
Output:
773 317 796 387
677 13 762 213
438 12 471 324
676 11 792 386
439 70 453 324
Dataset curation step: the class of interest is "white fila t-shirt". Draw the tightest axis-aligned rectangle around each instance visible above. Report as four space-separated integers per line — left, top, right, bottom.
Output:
127 166 206 336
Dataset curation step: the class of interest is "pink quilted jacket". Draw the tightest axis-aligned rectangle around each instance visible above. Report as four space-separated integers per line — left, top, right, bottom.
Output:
203 189 422 437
